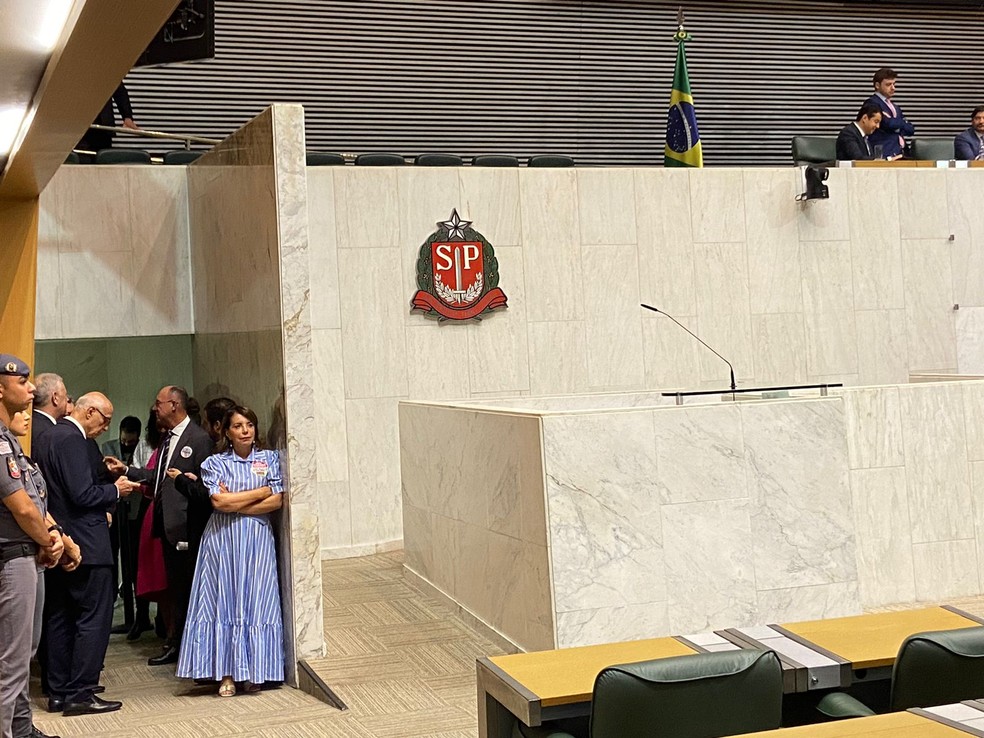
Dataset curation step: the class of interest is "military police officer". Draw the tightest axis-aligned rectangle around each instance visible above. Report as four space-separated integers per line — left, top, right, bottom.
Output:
0 355 67 738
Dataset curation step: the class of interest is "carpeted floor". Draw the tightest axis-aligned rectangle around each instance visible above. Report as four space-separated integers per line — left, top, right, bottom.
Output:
30 551 984 737
32 551 503 737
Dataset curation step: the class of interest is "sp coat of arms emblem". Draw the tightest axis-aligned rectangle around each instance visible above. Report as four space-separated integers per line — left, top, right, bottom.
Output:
410 209 508 321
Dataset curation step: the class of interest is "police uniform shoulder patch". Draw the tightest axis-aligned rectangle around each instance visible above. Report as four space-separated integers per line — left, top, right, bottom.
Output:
7 456 21 479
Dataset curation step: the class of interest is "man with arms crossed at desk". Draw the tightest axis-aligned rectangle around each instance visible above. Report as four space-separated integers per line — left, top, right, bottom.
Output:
864 67 915 159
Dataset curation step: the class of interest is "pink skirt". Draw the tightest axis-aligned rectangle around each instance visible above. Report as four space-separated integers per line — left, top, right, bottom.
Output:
136 498 168 600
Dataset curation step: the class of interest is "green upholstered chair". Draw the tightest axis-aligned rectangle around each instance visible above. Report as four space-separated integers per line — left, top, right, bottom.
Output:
354 152 406 166
95 148 152 164
64 152 81 164
415 153 463 166
791 136 837 165
514 649 783 738
910 137 955 161
818 626 984 719
163 150 204 165
528 154 575 167
306 151 346 166
472 155 520 167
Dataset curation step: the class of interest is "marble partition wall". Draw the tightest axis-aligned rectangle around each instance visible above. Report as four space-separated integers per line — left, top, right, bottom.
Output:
36 165 984 557
402 381 984 649
188 105 323 680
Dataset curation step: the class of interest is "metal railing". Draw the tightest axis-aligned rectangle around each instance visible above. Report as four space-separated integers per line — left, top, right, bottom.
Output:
74 124 221 157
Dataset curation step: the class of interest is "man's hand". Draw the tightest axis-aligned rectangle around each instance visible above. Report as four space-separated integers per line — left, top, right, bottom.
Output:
114 476 140 497
60 534 82 571
165 467 182 480
104 456 127 475
39 530 64 568
122 118 139 130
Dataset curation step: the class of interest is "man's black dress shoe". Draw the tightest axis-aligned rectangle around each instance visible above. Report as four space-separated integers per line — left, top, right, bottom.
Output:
109 622 132 635
148 645 179 666
46 697 63 713
126 620 152 641
31 725 61 738
62 695 123 716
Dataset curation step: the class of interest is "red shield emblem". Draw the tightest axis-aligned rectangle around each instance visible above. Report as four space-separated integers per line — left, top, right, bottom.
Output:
411 210 508 321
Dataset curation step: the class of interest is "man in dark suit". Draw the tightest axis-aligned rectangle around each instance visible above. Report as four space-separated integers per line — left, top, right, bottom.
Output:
836 103 883 161
864 67 914 159
30 373 70 454
954 106 984 161
111 386 212 666
35 393 141 717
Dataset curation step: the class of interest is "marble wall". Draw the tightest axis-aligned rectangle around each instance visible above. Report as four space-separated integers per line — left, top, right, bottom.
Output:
187 104 323 676
35 165 984 555
402 381 984 649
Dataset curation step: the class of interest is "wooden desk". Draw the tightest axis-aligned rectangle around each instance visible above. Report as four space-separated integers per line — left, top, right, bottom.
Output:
736 711 967 737
852 160 938 168
477 636 695 737
777 606 981 670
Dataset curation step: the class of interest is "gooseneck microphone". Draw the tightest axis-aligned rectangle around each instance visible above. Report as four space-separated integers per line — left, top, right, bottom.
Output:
641 303 737 392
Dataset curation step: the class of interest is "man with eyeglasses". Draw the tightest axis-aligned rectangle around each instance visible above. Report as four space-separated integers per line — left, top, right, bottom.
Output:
34 393 141 717
108 386 212 666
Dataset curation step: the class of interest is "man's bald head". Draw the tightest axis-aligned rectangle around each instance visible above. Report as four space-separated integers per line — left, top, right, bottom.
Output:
72 392 114 438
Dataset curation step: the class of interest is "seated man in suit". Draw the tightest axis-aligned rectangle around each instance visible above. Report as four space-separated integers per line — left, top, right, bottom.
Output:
35 393 141 716
864 67 915 159
954 106 984 161
836 103 883 161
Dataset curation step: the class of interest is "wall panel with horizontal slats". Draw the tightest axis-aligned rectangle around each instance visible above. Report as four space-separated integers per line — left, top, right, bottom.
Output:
123 0 984 166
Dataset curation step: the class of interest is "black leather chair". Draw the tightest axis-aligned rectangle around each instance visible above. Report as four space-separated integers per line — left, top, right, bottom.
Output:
64 152 81 164
910 137 955 161
354 152 406 166
95 148 152 164
472 155 520 167
514 650 783 738
818 626 984 718
528 154 575 167
791 136 837 166
163 150 203 165
306 151 346 166
415 153 463 166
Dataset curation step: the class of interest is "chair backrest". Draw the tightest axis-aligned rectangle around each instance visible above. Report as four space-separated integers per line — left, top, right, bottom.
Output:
64 152 81 164
528 154 575 167
95 148 152 164
306 151 346 166
791 136 837 165
415 153 463 166
589 650 783 738
471 155 520 167
163 150 203 165
890 627 984 711
910 137 955 161
354 152 406 166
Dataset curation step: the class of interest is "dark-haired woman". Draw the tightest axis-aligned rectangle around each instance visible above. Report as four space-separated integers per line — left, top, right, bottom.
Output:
176 405 284 697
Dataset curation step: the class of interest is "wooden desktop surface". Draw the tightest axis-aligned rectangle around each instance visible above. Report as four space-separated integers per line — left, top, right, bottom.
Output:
487 636 695 707
736 711 966 737
780 607 979 669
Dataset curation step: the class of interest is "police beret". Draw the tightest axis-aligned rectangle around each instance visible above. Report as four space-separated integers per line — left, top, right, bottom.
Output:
0 355 30 377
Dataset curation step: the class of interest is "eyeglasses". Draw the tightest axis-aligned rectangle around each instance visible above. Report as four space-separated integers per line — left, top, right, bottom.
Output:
91 407 112 423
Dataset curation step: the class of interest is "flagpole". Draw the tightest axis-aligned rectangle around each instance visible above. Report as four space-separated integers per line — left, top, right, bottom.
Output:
664 6 702 167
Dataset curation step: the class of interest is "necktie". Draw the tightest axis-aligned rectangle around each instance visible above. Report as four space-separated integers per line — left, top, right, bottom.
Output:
154 432 172 496
884 99 905 151
978 136 984 161
864 135 871 156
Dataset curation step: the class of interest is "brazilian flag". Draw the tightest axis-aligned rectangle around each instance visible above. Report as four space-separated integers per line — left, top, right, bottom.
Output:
664 32 703 168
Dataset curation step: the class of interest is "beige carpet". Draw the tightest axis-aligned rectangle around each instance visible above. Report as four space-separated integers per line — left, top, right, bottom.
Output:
31 551 984 737
32 551 504 737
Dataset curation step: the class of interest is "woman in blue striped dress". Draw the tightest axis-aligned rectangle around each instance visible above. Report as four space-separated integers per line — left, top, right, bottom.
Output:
175 405 284 697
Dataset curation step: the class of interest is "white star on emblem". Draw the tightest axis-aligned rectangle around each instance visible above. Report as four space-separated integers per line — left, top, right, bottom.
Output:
439 209 471 240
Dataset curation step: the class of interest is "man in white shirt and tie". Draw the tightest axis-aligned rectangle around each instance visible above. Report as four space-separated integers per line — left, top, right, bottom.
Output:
954 106 984 161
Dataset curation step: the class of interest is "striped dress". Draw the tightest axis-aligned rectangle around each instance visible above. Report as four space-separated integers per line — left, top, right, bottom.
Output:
176 448 285 683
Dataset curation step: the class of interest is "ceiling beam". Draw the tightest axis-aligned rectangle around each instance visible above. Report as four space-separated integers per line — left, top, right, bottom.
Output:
0 0 181 200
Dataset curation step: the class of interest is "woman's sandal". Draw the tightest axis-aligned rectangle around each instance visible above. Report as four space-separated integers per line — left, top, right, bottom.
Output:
218 678 236 697
243 681 261 694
